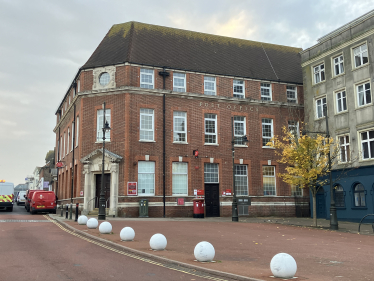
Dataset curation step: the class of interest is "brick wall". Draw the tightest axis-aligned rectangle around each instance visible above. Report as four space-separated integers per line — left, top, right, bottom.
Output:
54 64 306 218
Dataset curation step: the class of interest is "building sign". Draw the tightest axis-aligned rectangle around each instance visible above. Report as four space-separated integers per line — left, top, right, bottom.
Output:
177 198 185 205
127 182 137 196
80 191 84 196
194 189 204 196
43 181 49 188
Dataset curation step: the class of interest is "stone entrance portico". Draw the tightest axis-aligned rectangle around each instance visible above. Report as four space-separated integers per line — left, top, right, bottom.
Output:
80 148 122 216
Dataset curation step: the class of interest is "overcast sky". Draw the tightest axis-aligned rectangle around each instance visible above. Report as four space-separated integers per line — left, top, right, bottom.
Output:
0 0 373 186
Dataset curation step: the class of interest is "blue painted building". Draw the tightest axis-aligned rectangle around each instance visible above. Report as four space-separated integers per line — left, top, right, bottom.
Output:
312 166 374 222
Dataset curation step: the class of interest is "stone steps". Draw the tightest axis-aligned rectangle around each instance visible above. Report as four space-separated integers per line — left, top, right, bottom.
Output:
88 208 109 215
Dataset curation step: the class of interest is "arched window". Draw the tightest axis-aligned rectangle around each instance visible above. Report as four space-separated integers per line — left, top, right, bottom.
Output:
334 185 345 207
354 183 366 207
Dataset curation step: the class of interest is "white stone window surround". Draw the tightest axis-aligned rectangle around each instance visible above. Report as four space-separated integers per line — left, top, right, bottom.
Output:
92 66 116 90
173 72 186 92
233 80 245 98
358 128 374 161
204 76 216 96
337 134 350 163
335 88 348 114
260 83 272 101
315 95 327 120
332 54 344 77
312 62 325 84
352 41 369 69
355 80 372 108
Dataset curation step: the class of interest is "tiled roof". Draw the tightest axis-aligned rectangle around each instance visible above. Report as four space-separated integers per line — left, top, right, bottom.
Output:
83 21 303 84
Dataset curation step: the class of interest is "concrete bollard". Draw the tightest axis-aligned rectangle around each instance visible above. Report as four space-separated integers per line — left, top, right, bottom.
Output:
149 233 167 251
120 227 135 241
270 253 297 279
87 218 98 229
194 241 215 262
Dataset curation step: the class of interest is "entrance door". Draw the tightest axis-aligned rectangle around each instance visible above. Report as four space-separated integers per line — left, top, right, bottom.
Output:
95 174 111 208
316 188 326 218
205 184 220 217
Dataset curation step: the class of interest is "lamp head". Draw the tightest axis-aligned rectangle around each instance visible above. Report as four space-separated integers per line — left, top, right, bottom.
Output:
103 121 111 132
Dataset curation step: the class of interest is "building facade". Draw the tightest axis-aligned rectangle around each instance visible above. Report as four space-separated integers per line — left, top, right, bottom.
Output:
54 22 307 218
301 11 374 221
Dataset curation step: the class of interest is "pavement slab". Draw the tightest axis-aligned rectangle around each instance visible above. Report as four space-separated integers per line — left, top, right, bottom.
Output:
49 214 374 281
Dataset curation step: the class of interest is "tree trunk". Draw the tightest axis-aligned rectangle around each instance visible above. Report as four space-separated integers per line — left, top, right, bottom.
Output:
312 193 317 227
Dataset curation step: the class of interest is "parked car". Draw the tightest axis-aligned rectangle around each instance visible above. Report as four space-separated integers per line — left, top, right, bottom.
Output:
30 191 57 214
17 191 26 206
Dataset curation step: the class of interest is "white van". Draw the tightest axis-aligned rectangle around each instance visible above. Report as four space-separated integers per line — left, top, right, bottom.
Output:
0 181 14 212
17 191 26 205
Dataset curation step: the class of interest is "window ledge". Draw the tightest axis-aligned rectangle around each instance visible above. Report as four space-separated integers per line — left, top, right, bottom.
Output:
352 63 369 72
358 158 374 163
351 207 368 210
173 141 188 145
234 145 248 148
139 140 156 143
262 146 275 149
335 110 348 116
331 73 345 80
312 81 326 87
95 140 111 144
314 116 326 121
204 143 219 146
355 103 373 110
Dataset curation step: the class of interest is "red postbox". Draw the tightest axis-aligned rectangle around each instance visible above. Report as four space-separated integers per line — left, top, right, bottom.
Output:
193 198 204 218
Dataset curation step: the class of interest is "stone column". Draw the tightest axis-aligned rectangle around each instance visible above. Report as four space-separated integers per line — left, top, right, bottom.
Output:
82 164 91 215
109 163 119 217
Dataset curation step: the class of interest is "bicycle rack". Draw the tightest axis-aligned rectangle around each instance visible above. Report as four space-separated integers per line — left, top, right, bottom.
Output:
358 214 374 233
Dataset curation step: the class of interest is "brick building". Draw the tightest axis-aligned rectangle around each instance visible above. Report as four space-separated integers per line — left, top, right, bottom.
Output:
53 22 307 218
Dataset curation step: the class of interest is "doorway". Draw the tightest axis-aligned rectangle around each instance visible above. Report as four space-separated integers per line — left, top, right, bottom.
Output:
95 174 111 208
316 187 326 218
205 184 220 217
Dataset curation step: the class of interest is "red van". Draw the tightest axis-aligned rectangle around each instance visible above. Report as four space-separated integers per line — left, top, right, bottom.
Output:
30 191 57 214
25 190 45 212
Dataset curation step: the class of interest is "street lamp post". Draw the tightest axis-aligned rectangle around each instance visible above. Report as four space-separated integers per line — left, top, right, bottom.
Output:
98 102 111 221
324 105 338 230
231 117 248 222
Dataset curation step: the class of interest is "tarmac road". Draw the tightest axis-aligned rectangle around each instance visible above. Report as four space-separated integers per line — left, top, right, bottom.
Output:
0 206 222 281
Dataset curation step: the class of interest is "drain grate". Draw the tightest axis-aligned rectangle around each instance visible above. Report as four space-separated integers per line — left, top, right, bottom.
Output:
0 220 51 223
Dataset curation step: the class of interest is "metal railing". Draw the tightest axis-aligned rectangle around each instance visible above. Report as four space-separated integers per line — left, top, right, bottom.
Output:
358 214 374 233
86 197 97 209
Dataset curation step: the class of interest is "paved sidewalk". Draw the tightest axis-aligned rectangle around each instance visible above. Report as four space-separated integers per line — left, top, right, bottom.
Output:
50 214 374 281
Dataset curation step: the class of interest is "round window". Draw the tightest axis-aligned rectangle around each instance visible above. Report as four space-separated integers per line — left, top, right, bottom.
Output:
99 72 110 86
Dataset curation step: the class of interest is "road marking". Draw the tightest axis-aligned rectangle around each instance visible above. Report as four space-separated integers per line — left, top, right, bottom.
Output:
0 220 51 223
44 215 229 281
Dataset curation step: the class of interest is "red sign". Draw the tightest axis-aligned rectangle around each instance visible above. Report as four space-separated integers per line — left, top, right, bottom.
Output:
56 162 64 168
80 191 84 196
196 190 204 196
225 189 232 196
177 198 185 205
127 182 137 196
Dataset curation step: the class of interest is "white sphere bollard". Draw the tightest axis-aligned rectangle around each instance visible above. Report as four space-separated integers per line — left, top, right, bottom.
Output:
149 233 167 250
99 221 112 234
270 253 297 279
120 227 135 241
78 215 88 225
194 241 215 262
86 218 98 229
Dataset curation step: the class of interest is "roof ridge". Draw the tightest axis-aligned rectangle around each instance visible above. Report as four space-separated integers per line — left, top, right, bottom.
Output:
120 21 302 52
126 22 135 62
